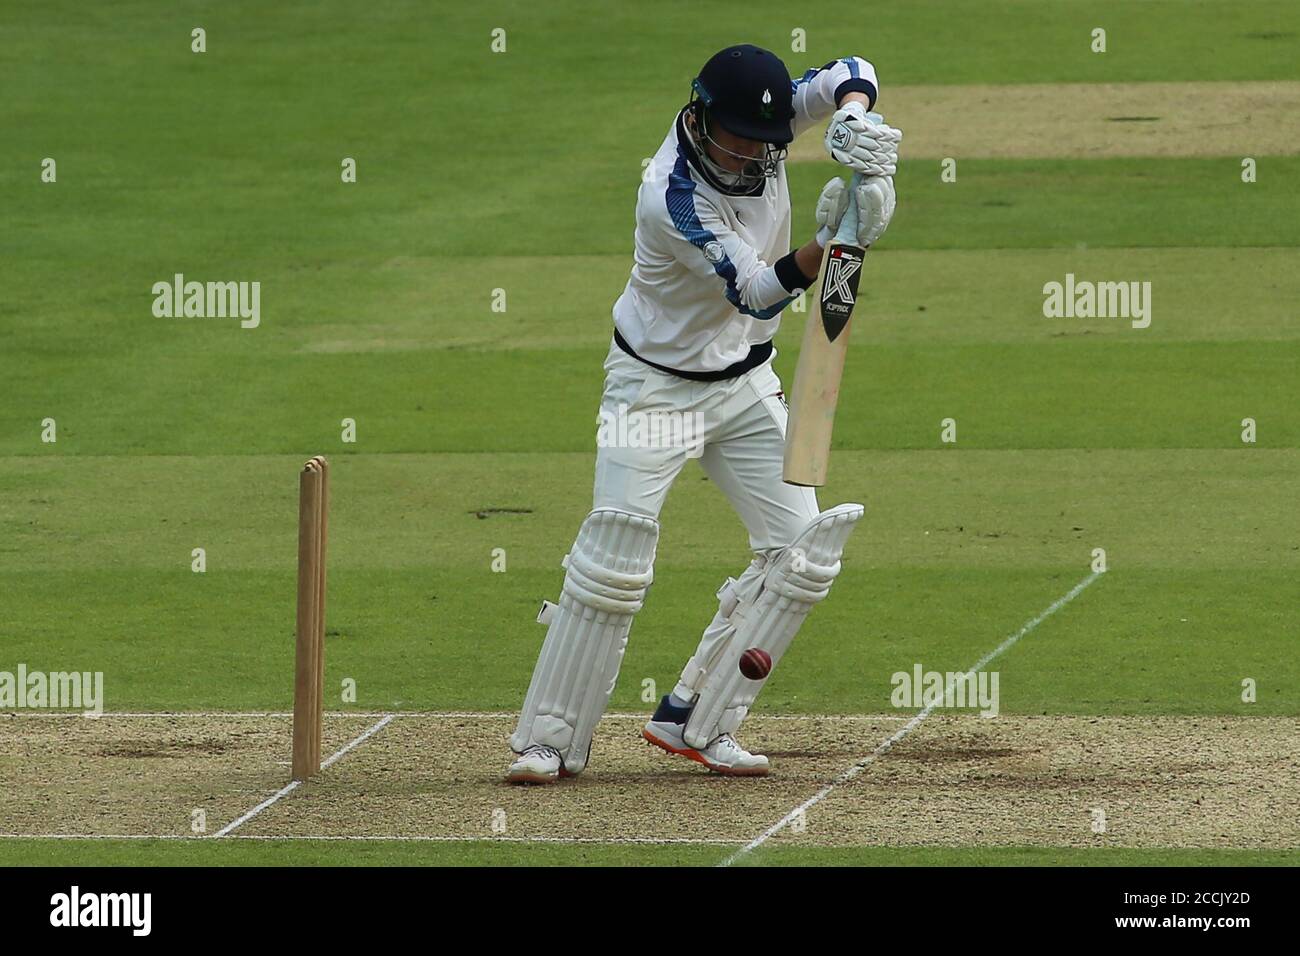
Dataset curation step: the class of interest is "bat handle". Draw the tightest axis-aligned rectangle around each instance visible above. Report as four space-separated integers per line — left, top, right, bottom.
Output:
836 172 864 244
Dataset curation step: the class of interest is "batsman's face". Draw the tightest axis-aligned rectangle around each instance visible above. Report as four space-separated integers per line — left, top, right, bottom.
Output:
706 125 765 172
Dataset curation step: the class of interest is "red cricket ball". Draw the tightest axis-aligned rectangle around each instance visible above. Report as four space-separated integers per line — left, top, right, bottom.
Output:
738 648 772 680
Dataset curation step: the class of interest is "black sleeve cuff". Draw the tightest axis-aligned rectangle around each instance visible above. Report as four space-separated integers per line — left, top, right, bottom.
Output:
834 78 877 109
775 250 814 292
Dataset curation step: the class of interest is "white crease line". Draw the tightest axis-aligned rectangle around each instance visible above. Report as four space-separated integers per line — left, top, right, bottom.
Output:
0 832 732 846
320 714 394 770
210 781 303 838
212 715 394 838
719 571 1103 868
0 710 907 721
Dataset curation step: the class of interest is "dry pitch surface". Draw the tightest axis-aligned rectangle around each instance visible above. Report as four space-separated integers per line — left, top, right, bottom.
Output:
2 712 1296 854
790 81 1300 159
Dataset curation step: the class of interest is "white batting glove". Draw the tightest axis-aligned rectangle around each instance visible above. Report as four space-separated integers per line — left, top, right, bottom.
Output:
813 177 849 246
853 175 896 247
825 103 902 177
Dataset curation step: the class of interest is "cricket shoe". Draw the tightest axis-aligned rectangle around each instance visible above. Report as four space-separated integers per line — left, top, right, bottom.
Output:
642 696 770 777
505 744 565 785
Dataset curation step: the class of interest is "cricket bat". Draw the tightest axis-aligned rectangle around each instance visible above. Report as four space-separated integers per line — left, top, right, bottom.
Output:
782 170 867 487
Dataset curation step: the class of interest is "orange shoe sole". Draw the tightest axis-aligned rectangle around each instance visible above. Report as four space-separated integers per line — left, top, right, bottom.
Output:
641 729 769 777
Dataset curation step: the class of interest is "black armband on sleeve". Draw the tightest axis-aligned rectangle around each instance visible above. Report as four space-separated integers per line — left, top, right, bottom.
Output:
835 78 877 110
775 249 815 293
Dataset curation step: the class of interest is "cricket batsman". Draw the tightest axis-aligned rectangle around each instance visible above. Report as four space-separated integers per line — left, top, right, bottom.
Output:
507 44 900 783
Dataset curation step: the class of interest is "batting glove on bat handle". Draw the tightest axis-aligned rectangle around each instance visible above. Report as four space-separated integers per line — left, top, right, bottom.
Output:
854 175 897 248
847 113 899 248
814 176 849 246
826 106 900 177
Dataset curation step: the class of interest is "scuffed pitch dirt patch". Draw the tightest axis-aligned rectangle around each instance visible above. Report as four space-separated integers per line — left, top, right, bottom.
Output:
789 81 1300 159
1 714 1296 851
784 716 1300 849
0 713 378 835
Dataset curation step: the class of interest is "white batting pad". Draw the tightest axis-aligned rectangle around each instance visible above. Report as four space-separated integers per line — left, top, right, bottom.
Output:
682 503 863 748
510 508 659 773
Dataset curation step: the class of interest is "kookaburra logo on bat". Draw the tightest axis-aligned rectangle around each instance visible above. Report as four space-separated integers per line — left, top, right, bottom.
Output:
819 247 863 341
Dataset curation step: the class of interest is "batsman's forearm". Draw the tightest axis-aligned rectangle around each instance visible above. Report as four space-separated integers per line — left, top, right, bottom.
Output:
793 237 824 285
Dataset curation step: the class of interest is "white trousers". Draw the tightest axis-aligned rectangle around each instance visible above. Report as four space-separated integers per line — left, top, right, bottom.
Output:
592 339 821 701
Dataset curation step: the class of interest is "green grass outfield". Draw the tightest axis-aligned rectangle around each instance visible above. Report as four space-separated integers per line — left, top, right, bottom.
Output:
2 1 1297 865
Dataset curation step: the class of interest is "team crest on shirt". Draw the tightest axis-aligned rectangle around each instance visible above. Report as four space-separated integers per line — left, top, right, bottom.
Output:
703 241 725 263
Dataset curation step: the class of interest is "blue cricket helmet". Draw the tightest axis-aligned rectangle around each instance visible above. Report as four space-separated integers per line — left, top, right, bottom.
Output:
691 44 796 145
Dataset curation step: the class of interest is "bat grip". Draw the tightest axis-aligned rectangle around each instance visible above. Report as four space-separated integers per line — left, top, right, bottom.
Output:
835 172 864 244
